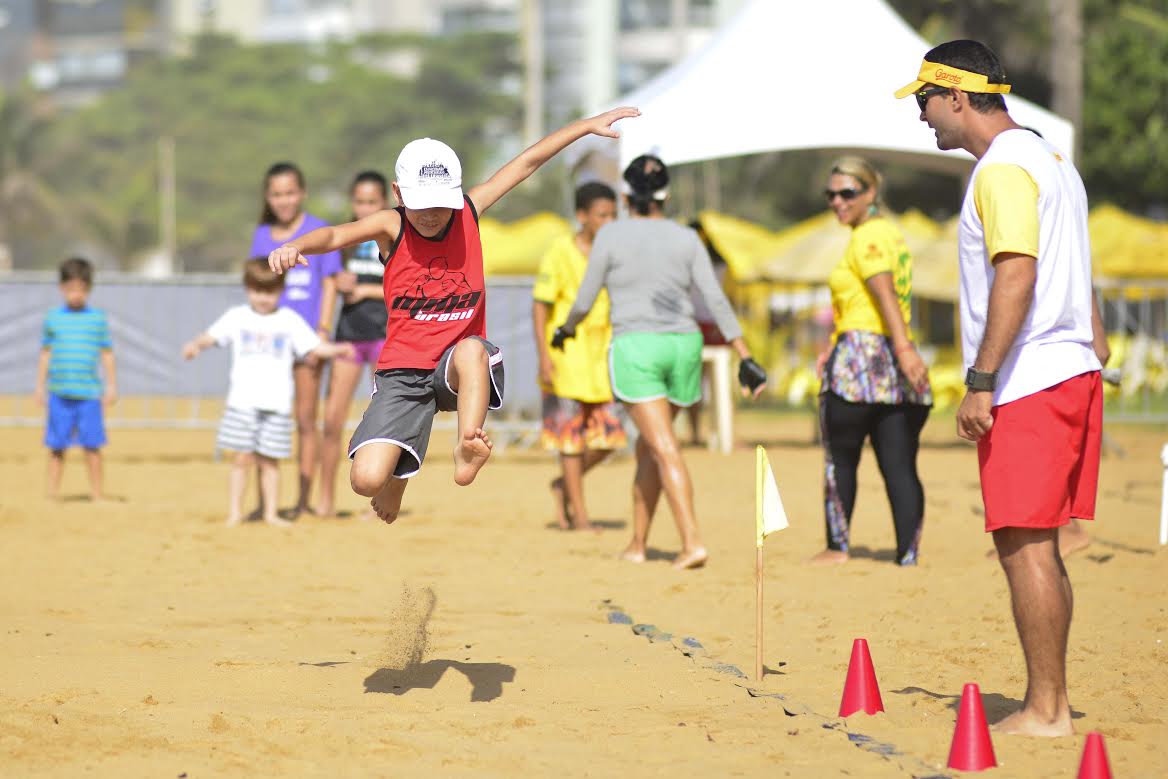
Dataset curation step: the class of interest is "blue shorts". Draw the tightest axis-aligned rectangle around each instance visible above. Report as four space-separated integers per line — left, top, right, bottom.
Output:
45 394 107 450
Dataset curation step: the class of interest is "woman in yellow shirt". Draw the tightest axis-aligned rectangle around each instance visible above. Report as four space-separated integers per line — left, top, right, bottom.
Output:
531 183 627 531
813 157 932 566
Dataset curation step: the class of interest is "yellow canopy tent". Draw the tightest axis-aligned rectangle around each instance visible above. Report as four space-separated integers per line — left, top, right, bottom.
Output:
1089 204 1168 280
480 212 573 276
695 210 820 281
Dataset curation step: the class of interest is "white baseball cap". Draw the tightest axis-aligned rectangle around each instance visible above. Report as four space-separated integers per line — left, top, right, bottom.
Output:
395 138 463 210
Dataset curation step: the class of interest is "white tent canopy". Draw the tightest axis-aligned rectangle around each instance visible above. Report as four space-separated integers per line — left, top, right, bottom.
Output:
570 0 1073 175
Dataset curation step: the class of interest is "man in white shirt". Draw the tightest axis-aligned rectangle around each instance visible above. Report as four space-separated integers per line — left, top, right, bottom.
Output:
896 39 1104 738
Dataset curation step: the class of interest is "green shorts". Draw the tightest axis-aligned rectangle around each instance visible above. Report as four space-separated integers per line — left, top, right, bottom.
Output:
608 332 704 406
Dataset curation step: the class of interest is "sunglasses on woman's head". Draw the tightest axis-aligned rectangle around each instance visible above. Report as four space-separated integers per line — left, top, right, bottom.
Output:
915 85 950 111
824 187 863 202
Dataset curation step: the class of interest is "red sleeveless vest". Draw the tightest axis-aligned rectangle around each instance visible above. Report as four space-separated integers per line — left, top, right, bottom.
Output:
376 198 486 370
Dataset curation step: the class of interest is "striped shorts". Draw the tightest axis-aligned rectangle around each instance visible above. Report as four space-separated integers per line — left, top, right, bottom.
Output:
216 407 294 460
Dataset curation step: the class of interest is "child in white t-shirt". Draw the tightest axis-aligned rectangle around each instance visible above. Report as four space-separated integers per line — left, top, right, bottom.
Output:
183 259 353 526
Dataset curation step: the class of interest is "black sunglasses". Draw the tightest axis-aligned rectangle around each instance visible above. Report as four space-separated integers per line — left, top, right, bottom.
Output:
915 85 950 111
824 187 864 202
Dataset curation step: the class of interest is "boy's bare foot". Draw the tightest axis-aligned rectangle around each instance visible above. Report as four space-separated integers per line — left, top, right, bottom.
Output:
618 545 646 563
991 707 1074 738
264 515 294 528
370 479 405 525
810 549 849 565
453 428 493 486
314 501 335 518
225 515 243 527
550 478 570 530
573 518 602 534
672 546 709 570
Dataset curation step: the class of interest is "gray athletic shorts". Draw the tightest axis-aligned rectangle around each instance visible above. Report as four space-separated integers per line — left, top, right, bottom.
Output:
216 407 294 459
347 336 504 478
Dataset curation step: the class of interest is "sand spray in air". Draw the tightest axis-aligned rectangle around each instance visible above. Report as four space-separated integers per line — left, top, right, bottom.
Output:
381 584 437 670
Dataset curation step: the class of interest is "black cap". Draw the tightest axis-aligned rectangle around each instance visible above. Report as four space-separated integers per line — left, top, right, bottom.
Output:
623 155 669 196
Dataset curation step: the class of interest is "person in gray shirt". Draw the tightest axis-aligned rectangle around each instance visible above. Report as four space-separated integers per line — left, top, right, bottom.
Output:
552 155 767 569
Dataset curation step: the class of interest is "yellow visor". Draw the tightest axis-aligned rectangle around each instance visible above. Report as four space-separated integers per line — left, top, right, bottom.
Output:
894 60 1012 99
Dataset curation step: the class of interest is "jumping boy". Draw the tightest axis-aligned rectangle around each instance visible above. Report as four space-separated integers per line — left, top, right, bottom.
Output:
35 257 117 501
268 107 639 524
183 259 353 527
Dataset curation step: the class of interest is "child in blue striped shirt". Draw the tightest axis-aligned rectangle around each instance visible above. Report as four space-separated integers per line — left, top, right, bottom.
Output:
35 258 118 501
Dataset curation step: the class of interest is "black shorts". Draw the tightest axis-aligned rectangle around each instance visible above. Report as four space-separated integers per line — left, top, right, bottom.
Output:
347 337 504 478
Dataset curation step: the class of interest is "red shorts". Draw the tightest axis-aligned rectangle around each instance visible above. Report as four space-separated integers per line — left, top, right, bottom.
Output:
977 371 1102 533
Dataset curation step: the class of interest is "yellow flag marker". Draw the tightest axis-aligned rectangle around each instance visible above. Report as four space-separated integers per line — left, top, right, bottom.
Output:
755 446 789 681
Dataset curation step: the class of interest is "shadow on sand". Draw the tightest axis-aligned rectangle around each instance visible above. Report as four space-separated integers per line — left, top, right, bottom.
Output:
364 661 516 702
890 686 1085 722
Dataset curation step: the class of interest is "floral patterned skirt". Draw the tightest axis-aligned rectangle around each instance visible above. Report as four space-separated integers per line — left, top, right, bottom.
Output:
821 330 933 406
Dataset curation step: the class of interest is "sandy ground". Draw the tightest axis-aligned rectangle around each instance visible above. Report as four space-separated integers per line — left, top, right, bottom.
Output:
1 409 1165 778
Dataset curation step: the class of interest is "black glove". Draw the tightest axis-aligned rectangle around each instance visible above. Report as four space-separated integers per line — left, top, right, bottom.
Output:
738 357 767 393
550 325 576 351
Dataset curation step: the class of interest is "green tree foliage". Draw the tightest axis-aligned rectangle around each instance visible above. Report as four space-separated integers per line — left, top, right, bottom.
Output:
20 31 521 271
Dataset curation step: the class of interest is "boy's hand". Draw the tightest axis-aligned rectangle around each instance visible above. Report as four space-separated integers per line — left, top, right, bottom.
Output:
181 341 200 360
103 387 118 408
269 245 308 274
538 355 556 387
34 388 46 408
582 107 641 138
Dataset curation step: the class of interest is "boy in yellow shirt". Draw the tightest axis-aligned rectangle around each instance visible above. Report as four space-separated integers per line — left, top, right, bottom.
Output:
531 183 627 530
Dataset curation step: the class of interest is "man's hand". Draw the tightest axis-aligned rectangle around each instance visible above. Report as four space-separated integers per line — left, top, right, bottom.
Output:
956 389 994 441
581 107 641 139
103 387 118 408
550 325 575 351
269 245 307 274
738 357 767 399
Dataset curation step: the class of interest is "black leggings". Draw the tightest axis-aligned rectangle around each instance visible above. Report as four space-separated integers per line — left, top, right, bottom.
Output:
820 391 930 565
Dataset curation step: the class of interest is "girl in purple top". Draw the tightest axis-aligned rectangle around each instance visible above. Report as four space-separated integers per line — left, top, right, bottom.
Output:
249 162 343 518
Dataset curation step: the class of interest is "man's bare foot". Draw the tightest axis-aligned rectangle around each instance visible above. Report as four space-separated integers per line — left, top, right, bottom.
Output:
1059 521 1091 557
264 515 294 528
618 545 646 563
550 478 570 530
672 546 709 570
453 428 493 486
991 707 1074 738
810 549 849 565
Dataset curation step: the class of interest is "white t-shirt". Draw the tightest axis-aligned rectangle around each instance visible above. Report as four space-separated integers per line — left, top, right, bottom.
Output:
206 305 321 415
957 129 1100 406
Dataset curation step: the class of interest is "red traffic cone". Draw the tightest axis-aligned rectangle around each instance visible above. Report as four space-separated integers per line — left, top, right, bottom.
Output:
947 683 997 771
838 638 884 717
1077 732 1112 779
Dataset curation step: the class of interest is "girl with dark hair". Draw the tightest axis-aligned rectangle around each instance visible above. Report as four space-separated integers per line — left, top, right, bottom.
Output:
553 155 767 569
317 171 390 518
249 162 343 518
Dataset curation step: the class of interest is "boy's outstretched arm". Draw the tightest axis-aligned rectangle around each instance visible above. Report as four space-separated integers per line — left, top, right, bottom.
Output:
182 333 217 360
101 349 117 407
270 210 402 274
468 107 640 217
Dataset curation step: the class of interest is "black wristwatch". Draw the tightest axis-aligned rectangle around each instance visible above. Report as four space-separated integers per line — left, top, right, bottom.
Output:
964 368 998 392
